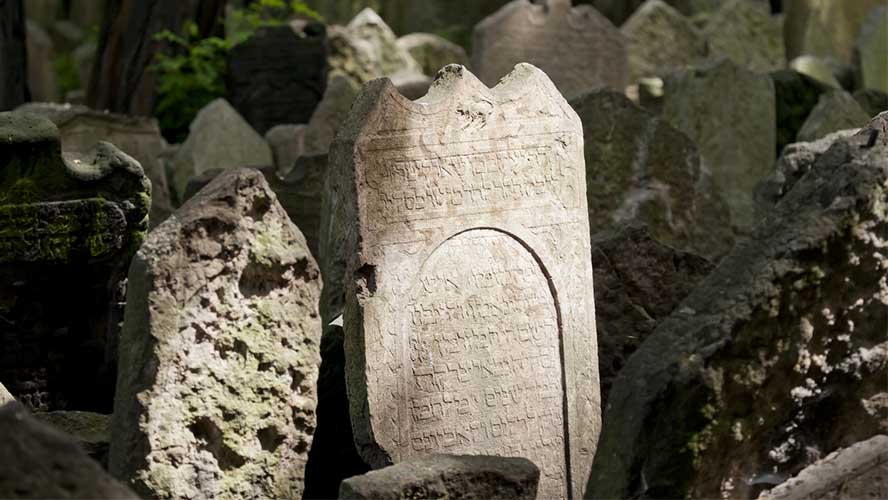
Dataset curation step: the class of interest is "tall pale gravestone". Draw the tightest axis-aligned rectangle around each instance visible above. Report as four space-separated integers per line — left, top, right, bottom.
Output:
331 64 600 500
472 0 626 100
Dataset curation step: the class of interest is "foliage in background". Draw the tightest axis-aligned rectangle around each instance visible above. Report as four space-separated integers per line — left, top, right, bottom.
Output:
151 0 322 142
53 52 81 96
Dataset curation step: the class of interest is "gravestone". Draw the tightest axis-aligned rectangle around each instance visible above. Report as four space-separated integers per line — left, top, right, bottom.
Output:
784 0 887 65
110 168 322 499
854 88 888 117
856 7 888 94
266 123 307 177
226 23 328 135
340 455 540 500
170 98 272 201
304 74 361 156
472 0 626 100
788 55 842 88
572 89 733 259
621 0 707 82
0 0 28 111
17 102 173 226
331 64 599 500
33 411 111 467
0 403 138 499
397 33 469 77
0 111 149 413
702 0 784 73
662 57 776 232
797 90 870 142
0 383 13 405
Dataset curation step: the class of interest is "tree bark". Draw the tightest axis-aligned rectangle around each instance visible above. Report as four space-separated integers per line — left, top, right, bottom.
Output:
0 0 29 111
86 0 224 116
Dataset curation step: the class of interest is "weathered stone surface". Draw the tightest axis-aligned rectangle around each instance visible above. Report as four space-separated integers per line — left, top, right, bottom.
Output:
226 23 328 135
170 98 272 201
573 89 733 259
0 402 138 499
591 223 713 405
856 6 888 94
0 382 13 405
472 0 626 100
771 69 831 155
784 0 888 65
797 90 871 142
0 0 28 111
663 57 776 232
587 113 888 499
328 8 423 86
854 88 888 117
339 455 540 500
397 32 469 77
390 72 433 100
788 55 843 88
17 102 173 226
34 411 111 466
266 123 306 178
304 74 361 156
26 20 59 102
758 435 888 500
110 168 321 499
331 64 599 500
621 0 707 82
702 0 785 73
0 111 149 412
754 128 859 220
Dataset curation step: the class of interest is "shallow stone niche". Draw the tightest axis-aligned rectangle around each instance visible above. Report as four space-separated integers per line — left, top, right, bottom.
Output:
330 64 600 500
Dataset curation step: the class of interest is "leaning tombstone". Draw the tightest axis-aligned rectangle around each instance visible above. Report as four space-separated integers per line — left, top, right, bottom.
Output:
0 111 149 413
226 23 328 135
16 102 174 226
472 0 627 100
110 168 322 499
330 64 600 500
856 7 888 94
621 0 707 82
796 89 871 142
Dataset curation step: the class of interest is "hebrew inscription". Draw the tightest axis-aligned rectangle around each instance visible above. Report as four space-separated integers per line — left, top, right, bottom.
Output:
332 64 600 500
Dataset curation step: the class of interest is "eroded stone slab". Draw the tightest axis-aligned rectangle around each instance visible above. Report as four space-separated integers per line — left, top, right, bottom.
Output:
472 0 626 100
621 0 707 82
857 7 888 94
331 64 599 500
110 168 321 499
797 90 870 142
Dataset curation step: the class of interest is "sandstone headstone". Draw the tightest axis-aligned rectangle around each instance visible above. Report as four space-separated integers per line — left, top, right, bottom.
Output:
758 435 888 500
784 0 888 65
328 8 424 86
331 64 599 500
26 20 60 102
573 89 733 259
856 6 888 94
788 55 843 88
34 411 111 466
591 223 714 405
339 455 540 500
472 0 627 100
771 69 831 154
391 72 433 101
621 0 707 82
0 383 13 405
266 123 307 178
854 88 888 117
170 98 272 201
397 33 469 77
662 57 776 232
304 74 361 156
110 168 322 499
0 0 27 111
797 89 871 141
703 0 785 73
0 403 138 499
0 111 149 412
587 113 888 499
754 128 859 219
17 102 173 226
226 23 328 135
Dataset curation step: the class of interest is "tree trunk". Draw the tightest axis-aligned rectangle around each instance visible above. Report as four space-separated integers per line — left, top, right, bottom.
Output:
86 0 224 116
0 0 28 111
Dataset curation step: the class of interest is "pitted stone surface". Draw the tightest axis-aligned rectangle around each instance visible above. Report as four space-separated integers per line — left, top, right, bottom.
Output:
472 0 627 100
110 168 321 499
330 64 599 500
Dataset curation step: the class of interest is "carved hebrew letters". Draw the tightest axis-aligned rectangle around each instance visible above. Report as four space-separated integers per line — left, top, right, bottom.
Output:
334 64 599 500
